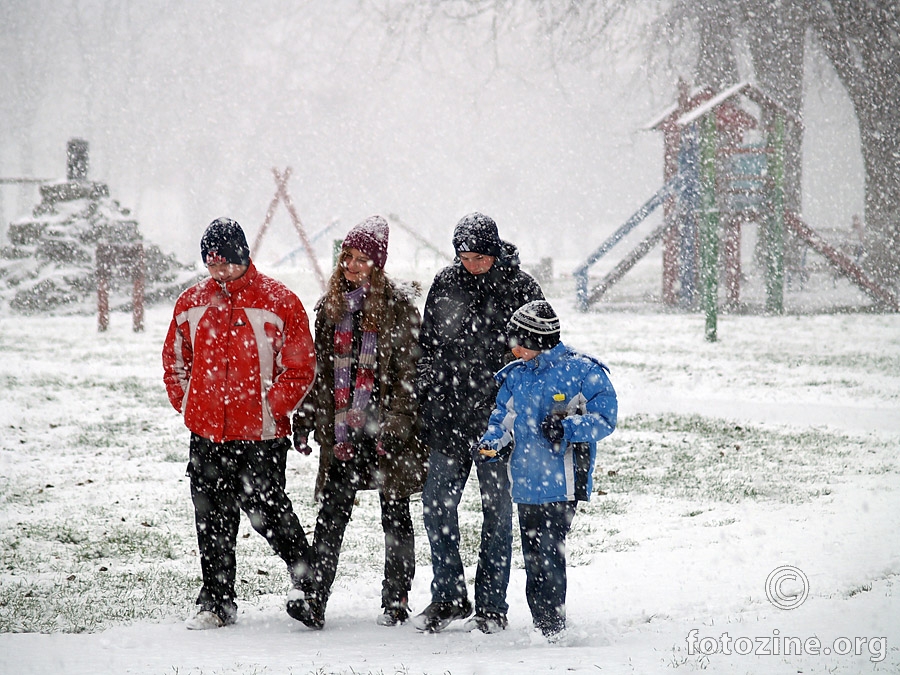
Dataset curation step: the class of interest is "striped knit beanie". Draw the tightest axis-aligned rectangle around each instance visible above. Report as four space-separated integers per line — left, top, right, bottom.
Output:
507 300 561 351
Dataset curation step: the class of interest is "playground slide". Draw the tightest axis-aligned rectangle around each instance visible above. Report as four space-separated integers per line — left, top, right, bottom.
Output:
582 221 673 306
785 212 899 311
574 178 682 309
575 186 898 312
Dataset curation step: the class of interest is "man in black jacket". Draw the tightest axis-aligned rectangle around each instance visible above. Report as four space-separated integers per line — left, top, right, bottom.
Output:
413 212 544 633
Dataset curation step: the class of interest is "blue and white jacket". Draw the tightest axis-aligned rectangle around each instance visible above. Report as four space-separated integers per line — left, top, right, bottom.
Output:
477 342 617 504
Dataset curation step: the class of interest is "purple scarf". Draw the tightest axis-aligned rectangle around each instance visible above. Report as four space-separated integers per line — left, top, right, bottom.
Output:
333 284 377 460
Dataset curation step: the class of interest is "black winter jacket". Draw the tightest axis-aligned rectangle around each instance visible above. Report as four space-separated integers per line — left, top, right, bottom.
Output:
416 241 544 461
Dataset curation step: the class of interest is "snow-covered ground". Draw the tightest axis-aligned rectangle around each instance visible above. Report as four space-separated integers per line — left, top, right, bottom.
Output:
1 261 898 675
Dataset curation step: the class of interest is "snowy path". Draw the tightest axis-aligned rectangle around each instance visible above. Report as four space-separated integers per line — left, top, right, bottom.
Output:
4 479 897 674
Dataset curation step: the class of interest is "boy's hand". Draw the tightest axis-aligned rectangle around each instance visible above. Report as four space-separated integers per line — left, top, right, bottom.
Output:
541 414 565 451
471 441 498 464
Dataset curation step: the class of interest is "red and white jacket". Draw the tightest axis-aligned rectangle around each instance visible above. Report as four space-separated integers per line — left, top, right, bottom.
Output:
162 263 316 442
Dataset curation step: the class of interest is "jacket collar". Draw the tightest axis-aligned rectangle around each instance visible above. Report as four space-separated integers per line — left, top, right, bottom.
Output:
218 261 257 296
525 342 567 371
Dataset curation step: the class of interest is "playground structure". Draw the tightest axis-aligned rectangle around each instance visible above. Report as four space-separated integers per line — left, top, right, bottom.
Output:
97 242 144 332
252 167 327 292
574 81 899 339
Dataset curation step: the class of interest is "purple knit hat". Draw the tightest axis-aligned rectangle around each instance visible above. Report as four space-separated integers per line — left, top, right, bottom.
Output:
342 215 389 269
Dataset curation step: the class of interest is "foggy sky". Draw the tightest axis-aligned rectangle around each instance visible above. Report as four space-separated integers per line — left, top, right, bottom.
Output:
1 1 863 268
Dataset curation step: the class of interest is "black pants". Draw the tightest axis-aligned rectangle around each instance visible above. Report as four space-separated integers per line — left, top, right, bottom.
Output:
187 434 310 620
311 440 415 610
518 501 577 635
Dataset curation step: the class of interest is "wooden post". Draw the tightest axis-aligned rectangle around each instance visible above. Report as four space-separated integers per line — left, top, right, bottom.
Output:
723 217 742 309
67 138 89 181
699 114 719 342
765 115 785 314
96 243 145 332
575 268 589 312
663 79 691 306
132 245 145 332
97 252 110 332
662 129 681 306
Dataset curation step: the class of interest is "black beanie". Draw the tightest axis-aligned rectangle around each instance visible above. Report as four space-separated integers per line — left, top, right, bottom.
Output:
507 300 561 352
452 212 503 258
200 218 250 266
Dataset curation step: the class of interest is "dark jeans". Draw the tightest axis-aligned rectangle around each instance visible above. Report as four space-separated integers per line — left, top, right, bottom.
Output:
187 434 310 620
310 440 415 610
422 449 512 615
518 501 576 635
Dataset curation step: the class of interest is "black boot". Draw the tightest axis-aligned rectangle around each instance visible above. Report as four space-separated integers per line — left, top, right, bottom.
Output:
411 597 472 633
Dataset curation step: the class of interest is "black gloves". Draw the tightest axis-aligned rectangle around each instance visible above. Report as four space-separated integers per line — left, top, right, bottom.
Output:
292 410 312 455
293 430 312 455
541 413 565 450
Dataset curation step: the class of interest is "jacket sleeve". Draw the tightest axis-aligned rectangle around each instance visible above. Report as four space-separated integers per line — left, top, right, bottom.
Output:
478 372 516 451
562 364 617 443
162 311 190 413
415 282 441 396
381 295 422 443
266 296 317 420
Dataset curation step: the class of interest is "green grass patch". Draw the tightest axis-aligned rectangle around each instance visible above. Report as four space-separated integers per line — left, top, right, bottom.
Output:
598 413 895 504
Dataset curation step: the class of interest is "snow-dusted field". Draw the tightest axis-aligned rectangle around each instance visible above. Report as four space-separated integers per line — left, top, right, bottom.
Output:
1 263 898 675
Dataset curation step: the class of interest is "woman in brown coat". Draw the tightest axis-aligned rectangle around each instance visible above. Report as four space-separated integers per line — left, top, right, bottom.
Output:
289 215 427 629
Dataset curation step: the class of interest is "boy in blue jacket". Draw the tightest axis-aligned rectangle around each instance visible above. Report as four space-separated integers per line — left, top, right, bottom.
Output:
472 300 617 640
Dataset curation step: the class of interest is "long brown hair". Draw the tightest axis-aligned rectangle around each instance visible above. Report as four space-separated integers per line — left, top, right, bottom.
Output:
321 248 388 331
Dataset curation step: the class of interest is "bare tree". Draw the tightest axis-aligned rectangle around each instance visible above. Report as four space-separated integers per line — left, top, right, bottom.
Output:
808 0 900 291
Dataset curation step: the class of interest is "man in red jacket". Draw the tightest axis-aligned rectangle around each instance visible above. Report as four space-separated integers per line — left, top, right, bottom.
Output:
163 218 317 630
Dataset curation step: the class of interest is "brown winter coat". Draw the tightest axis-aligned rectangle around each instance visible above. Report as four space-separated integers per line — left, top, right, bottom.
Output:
293 278 428 500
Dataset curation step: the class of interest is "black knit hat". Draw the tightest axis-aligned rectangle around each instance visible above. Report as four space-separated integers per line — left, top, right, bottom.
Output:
200 218 250 266
507 300 561 352
452 212 503 258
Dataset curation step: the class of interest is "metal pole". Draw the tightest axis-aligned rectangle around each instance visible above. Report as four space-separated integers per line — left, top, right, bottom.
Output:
274 168 327 292
699 114 719 342
765 115 785 314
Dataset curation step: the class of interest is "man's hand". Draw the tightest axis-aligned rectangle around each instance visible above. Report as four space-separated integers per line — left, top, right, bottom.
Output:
293 431 312 455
